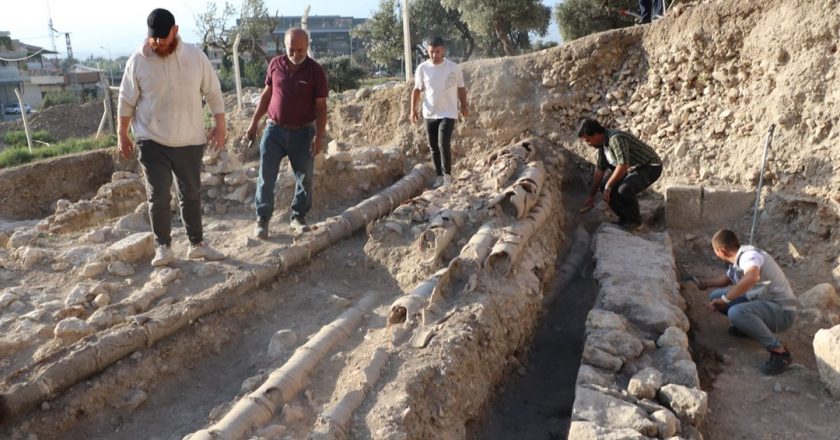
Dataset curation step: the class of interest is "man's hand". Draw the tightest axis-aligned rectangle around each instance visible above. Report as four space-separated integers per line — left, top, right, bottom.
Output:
706 298 726 312
245 122 259 142
118 132 134 159
460 107 469 119
311 134 324 156
410 111 419 124
602 187 612 204
207 123 227 153
579 196 595 214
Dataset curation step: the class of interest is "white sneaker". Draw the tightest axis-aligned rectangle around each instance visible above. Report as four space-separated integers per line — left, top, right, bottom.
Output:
433 176 444 188
152 244 175 267
443 174 452 187
290 217 308 233
187 242 225 260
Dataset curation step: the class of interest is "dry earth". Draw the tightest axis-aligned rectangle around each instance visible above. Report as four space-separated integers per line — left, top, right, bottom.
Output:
1 0 840 439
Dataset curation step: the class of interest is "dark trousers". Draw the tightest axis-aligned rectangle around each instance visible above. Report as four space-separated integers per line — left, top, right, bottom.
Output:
604 164 662 223
425 118 455 176
255 122 315 221
639 0 664 23
137 140 205 246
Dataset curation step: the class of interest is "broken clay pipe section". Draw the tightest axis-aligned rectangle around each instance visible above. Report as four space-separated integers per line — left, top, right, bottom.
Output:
494 161 546 219
189 292 380 440
417 210 466 264
486 138 537 190
486 187 554 276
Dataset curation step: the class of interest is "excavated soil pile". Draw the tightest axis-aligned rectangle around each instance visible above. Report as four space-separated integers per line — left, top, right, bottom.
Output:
0 101 103 143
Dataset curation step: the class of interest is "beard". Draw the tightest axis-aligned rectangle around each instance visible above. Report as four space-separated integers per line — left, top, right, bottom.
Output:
151 38 179 57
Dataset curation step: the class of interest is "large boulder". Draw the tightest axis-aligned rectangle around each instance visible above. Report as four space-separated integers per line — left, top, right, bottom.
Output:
572 386 658 437
658 384 708 426
814 325 840 400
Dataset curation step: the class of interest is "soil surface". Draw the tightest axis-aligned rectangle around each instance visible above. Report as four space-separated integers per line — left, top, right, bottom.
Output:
2 0 840 438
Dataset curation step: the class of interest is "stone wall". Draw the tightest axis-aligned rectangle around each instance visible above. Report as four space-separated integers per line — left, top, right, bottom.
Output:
569 225 707 439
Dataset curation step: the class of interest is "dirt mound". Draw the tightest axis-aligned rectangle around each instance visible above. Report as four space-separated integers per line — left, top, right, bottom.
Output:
0 101 103 142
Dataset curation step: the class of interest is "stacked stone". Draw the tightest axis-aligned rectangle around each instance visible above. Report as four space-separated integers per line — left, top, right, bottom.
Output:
570 225 706 440
36 172 146 235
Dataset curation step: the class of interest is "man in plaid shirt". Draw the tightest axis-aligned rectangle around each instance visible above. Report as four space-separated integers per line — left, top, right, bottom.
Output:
578 118 662 230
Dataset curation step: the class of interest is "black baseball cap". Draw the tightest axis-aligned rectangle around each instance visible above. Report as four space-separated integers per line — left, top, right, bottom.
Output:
147 8 176 38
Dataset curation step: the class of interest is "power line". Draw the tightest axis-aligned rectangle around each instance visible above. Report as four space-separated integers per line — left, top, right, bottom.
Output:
0 48 48 62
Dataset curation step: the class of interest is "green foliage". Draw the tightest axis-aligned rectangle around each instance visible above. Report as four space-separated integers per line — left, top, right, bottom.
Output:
440 0 550 56
217 57 268 92
320 56 367 92
410 0 476 61
0 135 116 169
555 0 636 42
351 0 404 72
42 91 79 109
3 130 54 147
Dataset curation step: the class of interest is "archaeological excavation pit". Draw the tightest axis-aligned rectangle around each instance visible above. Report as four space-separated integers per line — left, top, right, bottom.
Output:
3 0 840 438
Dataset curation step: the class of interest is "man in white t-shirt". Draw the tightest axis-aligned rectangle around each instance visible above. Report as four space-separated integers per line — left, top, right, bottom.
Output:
695 229 797 375
410 37 469 188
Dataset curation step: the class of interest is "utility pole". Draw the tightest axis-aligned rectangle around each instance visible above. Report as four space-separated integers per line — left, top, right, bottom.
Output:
401 0 412 83
100 46 114 86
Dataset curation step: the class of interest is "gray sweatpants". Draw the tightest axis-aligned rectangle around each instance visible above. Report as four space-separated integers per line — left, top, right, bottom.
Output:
137 139 205 246
709 288 796 350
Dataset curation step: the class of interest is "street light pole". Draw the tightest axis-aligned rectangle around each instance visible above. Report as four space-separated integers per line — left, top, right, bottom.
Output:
100 46 114 86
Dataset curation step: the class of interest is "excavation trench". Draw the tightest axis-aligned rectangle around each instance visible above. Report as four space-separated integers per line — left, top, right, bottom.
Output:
471 227 597 440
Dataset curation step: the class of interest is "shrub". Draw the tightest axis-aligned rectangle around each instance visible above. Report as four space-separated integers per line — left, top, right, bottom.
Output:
41 91 78 109
555 0 636 42
320 56 367 93
3 130 54 147
0 135 116 169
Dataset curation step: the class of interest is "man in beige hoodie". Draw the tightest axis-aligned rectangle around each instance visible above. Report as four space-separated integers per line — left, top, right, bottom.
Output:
118 8 226 266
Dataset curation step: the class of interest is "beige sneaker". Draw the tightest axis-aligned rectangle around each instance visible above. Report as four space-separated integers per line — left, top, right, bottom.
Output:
290 216 308 233
432 176 444 188
151 244 175 267
443 174 452 187
187 242 225 260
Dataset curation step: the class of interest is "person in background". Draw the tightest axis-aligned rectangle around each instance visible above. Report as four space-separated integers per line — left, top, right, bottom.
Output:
639 0 665 23
410 36 469 189
246 28 328 239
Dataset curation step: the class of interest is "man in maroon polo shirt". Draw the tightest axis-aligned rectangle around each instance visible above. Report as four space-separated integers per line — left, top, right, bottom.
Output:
246 27 329 238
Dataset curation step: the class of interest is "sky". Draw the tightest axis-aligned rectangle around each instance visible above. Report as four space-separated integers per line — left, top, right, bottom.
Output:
3 0 562 60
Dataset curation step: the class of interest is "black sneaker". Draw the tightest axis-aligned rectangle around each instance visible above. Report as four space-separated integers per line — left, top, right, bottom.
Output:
728 325 749 338
761 348 792 375
254 217 269 239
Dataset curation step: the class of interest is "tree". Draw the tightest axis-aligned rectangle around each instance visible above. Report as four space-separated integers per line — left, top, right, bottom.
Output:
195 1 238 58
410 0 476 61
440 0 550 56
351 0 404 71
555 0 636 42
238 0 273 59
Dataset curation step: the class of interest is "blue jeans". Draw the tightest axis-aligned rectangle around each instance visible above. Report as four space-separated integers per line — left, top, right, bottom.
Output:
639 0 664 23
708 288 796 350
255 122 315 221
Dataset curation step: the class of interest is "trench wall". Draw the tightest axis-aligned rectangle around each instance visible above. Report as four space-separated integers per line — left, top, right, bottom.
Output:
0 150 122 220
